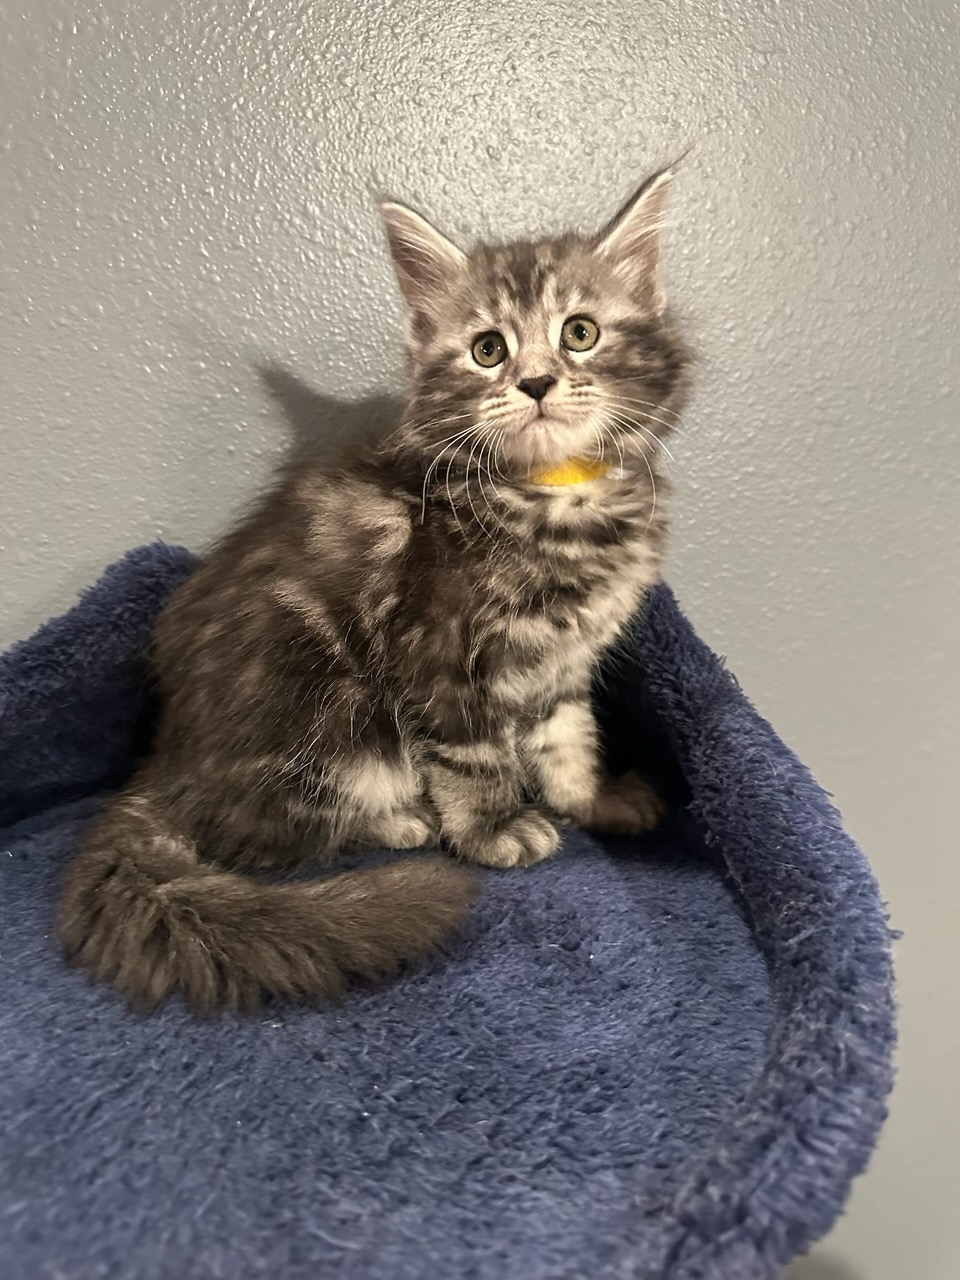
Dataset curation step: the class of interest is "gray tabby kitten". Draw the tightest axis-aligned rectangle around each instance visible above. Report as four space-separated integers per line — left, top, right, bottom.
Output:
59 169 689 1013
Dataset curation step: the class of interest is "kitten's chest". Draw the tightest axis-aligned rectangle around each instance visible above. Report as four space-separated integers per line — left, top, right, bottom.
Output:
536 546 653 651
487 492 661 702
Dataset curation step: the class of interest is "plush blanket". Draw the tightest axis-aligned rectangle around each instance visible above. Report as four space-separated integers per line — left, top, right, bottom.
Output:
0 544 895 1279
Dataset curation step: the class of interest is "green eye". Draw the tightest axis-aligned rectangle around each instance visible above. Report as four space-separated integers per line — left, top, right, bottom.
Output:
472 330 508 368
561 316 600 352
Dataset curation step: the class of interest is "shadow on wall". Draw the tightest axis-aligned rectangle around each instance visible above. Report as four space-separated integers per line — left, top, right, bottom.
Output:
782 1252 866 1280
259 362 403 463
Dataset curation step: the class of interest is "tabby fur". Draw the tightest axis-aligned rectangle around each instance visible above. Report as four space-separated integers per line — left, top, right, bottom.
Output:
59 169 690 1012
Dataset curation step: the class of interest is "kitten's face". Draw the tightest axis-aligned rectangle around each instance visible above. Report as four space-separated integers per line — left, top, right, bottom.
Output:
383 172 688 478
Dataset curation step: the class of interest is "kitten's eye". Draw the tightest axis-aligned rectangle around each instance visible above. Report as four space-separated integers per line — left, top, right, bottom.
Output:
472 331 508 368
561 316 600 352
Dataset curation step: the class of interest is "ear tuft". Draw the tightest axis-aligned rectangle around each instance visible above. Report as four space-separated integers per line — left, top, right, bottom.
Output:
380 201 466 315
594 168 675 313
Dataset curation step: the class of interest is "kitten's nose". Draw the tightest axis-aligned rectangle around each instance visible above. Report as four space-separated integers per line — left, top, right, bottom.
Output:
517 375 557 402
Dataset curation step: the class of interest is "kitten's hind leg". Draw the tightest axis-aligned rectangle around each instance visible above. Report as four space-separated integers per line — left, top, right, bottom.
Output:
521 700 665 835
587 769 666 834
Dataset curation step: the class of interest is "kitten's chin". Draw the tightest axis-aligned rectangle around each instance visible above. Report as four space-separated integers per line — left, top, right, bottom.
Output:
500 421 603 474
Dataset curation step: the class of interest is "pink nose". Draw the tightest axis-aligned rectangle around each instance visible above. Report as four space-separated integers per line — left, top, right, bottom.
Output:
517 375 556 402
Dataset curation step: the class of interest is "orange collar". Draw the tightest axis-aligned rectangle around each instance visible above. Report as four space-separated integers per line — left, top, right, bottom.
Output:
526 458 612 487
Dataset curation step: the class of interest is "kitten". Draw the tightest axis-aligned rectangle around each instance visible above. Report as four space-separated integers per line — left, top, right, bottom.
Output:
59 170 689 1013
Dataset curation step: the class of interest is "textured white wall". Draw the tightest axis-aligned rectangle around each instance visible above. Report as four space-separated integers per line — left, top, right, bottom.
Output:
2 2 958 1275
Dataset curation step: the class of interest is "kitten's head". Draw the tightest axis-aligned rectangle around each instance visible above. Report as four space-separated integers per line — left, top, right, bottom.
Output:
381 171 688 478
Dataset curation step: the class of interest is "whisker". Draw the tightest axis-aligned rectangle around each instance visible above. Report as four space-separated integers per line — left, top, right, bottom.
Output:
426 421 486 452
420 424 482 523
463 432 494 540
443 443 469 534
603 396 681 442
603 395 678 421
489 429 522 524
602 392 680 420
610 421 658 530
616 395 680 419
380 408 475 449
612 420 674 465
491 429 509 485
593 414 657 532
641 446 657 530
602 407 677 462
596 420 626 477
440 420 496 533
423 424 490 525
476 434 503 535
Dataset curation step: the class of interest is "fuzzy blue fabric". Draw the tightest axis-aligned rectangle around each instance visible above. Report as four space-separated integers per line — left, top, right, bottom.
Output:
0 544 895 1280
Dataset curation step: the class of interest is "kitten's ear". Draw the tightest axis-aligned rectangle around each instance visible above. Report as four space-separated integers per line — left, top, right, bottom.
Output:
594 168 674 313
380 201 466 316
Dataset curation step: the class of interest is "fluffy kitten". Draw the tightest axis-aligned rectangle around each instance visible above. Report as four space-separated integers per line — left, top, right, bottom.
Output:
59 170 689 1013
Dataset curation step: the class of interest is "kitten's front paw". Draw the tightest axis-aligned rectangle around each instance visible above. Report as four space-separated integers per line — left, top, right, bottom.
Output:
587 770 666 835
458 810 561 869
366 804 439 849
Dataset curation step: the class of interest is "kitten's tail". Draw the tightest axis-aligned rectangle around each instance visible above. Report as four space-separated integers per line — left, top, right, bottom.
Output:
58 792 478 1014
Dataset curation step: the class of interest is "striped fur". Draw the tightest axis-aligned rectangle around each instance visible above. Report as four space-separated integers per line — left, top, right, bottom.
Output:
59 172 690 1012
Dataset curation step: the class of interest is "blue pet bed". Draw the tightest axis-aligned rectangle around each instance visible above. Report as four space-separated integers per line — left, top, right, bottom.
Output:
0 544 895 1280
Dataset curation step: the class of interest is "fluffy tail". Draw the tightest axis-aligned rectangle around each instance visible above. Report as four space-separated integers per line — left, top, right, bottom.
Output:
58 793 477 1014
